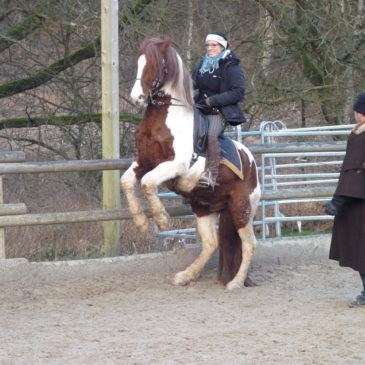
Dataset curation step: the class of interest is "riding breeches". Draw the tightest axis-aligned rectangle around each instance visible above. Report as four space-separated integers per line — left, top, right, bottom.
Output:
205 114 224 183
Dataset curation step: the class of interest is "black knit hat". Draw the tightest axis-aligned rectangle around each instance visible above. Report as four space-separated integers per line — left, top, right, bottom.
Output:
210 30 227 41
353 92 365 115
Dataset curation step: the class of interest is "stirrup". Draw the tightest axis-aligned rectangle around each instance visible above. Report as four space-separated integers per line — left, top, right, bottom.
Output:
198 171 218 188
198 176 212 187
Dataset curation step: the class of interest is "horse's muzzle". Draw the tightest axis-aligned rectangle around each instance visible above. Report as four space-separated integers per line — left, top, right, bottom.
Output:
131 94 147 107
130 80 147 107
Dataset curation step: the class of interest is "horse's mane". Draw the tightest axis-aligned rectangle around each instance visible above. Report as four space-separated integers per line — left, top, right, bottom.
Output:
138 37 193 107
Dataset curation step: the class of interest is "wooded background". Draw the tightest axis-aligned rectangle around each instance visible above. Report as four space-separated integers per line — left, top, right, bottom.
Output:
0 0 364 259
0 0 364 161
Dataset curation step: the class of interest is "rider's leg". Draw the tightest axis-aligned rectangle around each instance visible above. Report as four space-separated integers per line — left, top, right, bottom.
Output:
199 114 224 188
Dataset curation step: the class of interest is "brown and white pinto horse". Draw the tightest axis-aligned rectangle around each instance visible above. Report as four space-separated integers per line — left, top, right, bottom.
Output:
121 37 261 290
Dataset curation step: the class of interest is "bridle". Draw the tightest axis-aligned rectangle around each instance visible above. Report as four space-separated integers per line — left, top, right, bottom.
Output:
135 57 185 108
134 78 185 108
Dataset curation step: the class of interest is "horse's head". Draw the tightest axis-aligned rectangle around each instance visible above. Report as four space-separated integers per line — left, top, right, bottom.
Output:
130 37 193 107
130 37 172 106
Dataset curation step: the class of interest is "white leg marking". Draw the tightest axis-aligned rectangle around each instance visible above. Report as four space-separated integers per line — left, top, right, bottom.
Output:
176 157 205 192
141 160 189 230
141 179 169 231
173 214 219 286
120 162 149 232
226 224 257 291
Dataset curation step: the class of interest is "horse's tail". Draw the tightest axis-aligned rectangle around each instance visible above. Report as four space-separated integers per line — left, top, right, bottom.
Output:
218 208 242 285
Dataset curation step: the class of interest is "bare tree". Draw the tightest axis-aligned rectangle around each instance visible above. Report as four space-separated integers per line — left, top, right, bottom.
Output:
0 0 155 159
253 0 365 125
1 0 365 160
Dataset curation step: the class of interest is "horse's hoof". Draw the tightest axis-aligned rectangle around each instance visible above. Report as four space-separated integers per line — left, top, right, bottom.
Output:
156 213 170 231
134 214 149 232
226 280 243 291
173 271 192 286
244 276 257 287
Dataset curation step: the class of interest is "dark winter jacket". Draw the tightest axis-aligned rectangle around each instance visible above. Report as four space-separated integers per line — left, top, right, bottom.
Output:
192 51 246 124
334 123 365 199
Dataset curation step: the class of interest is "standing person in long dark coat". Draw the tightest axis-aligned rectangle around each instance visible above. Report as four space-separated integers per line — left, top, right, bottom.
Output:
325 91 365 307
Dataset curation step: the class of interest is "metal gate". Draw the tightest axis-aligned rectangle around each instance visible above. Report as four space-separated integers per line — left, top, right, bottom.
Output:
158 122 352 242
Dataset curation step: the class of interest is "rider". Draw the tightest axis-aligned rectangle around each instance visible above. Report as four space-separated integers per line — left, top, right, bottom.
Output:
192 30 246 188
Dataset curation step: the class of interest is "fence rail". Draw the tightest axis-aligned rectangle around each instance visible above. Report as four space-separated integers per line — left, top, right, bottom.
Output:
0 143 346 175
0 187 335 229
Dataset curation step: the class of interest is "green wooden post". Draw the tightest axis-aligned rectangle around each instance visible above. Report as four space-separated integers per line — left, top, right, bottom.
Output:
101 0 121 256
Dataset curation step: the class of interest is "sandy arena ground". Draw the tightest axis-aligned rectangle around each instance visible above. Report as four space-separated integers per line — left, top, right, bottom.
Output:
1 235 364 365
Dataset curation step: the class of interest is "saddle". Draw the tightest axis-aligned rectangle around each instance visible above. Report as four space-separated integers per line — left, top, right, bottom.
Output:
193 107 244 180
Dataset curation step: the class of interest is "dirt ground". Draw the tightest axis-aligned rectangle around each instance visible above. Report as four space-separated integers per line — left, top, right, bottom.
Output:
1 236 364 365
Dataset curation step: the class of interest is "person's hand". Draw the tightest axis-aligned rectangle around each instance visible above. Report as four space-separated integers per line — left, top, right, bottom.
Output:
324 200 337 216
324 195 348 216
205 97 211 106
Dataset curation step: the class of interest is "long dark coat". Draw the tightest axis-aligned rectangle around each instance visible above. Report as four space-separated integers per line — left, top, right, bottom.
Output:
329 123 365 272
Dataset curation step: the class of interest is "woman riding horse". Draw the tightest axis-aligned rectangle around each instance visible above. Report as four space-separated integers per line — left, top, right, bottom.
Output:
121 37 260 290
193 31 246 189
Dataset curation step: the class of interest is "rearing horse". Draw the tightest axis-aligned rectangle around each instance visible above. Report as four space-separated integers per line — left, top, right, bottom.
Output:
121 37 261 290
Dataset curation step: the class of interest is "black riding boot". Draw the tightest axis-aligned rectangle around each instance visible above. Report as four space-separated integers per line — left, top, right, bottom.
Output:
199 137 220 189
198 114 223 189
350 272 365 307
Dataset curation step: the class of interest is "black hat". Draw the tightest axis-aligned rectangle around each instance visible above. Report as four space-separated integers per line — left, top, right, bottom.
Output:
210 30 227 40
353 92 365 115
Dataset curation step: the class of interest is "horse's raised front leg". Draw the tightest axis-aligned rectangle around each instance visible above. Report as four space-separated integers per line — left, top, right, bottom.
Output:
175 157 205 193
141 160 189 230
120 162 149 232
141 177 169 231
173 213 218 286
226 224 257 291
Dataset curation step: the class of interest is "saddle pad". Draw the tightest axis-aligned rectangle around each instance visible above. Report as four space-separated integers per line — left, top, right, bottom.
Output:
218 135 244 180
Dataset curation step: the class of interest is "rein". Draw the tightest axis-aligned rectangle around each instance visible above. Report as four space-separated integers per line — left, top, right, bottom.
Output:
149 88 185 108
135 75 185 108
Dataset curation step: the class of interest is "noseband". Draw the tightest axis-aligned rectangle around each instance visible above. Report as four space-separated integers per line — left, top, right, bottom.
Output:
136 57 184 108
148 79 171 108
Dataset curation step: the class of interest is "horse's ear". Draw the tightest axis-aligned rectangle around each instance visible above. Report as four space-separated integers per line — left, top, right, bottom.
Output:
159 37 172 53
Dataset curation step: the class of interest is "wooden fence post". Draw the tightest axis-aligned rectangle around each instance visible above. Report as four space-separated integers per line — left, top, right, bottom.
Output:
0 152 25 259
101 0 121 256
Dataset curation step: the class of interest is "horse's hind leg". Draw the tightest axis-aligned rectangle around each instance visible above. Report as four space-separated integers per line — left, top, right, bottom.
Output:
226 223 257 291
120 162 149 232
173 213 218 286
